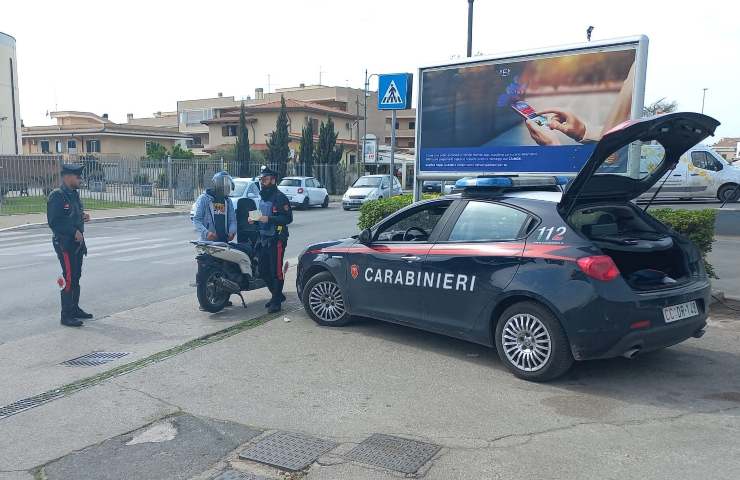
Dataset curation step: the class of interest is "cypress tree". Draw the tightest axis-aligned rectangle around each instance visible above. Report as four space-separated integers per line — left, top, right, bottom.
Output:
299 120 314 177
235 101 251 177
266 95 290 178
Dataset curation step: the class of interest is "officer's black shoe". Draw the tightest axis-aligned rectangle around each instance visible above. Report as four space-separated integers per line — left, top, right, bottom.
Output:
264 300 273 309
225 300 233 307
268 303 281 314
61 317 84 327
73 308 93 319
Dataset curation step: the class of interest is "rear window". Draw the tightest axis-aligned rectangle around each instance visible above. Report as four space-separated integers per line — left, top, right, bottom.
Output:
279 179 302 187
596 142 666 180
230 181 250 197
448 201 529 242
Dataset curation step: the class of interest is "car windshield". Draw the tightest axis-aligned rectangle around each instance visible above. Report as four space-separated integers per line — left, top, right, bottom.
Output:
229 181 251 197
353 177 381 187
279 179 302 187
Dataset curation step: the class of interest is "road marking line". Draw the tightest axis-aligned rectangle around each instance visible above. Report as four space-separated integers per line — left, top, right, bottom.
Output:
93 242 173 257
0 261 46 271
118 249 193 262
0 232 51 242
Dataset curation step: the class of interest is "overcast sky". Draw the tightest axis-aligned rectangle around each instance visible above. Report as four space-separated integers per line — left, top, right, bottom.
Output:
2 0 738 138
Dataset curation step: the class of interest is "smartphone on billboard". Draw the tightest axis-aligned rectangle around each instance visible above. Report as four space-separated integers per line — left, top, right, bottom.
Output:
511 101 548 126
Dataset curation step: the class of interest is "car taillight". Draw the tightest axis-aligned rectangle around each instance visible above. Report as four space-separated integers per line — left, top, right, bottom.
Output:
577 255 620 281
297 187 304 194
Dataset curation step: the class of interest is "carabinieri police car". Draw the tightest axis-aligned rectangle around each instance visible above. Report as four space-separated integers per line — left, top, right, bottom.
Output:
296 113 719 381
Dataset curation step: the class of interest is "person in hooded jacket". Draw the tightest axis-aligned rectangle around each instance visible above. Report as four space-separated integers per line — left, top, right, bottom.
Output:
249 167 292 313
193 171 237 242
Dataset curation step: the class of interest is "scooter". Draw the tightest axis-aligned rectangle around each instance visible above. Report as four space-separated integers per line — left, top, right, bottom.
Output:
192 198 265 313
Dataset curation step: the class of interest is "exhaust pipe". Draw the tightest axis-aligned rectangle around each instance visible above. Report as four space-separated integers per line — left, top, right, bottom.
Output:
622 347 641 359
215 277 241 293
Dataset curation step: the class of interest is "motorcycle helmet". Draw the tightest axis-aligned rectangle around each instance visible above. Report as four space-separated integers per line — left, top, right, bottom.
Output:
212 171 234 197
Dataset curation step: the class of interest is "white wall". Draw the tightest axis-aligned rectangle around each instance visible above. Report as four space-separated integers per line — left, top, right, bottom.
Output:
0 32 21 155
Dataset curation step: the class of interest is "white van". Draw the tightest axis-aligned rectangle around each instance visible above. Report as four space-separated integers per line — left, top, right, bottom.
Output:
639 145 740 202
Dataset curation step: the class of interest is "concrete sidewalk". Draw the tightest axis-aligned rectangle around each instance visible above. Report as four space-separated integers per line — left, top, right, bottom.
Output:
0 205 189 231
2 280 739 478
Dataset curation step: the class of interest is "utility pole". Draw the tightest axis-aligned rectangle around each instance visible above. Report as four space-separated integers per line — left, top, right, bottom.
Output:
467 0 474 57
355 95 361 176
363 69 368 175
701 88 708 114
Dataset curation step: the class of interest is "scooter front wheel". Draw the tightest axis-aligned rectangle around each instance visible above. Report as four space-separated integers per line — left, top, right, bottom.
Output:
196 266 230 313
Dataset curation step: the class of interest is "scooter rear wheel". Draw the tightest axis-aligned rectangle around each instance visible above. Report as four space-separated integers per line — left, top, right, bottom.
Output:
197 266 230 313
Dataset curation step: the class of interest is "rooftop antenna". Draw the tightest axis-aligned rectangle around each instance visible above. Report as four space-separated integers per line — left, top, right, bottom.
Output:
267 74 271 94
586 26 594 41
319 65 326 85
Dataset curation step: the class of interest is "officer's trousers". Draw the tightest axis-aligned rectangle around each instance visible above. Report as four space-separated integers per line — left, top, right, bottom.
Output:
259 237 287 305
53 240 84 319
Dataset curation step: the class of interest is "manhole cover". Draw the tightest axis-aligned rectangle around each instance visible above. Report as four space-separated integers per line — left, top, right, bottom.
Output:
239 431 336 471
212 470 273 480
61 351 130 367
343 433 441 474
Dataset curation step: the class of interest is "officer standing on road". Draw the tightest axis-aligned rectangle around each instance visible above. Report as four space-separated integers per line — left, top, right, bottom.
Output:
46 164 92 327
250 167 292 313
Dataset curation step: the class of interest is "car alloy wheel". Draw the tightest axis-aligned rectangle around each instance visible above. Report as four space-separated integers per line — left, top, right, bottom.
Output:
501 313 552 372
308 280 346 323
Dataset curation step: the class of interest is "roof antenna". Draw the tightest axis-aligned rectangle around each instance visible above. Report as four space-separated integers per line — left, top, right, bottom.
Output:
586 26 594 41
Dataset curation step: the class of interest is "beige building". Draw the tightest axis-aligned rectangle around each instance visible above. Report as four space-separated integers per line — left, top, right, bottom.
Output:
177 94 242 155
202 99 359 163
126 111 178 129
711 137 740 162
22 111 189 158
384 108 416 149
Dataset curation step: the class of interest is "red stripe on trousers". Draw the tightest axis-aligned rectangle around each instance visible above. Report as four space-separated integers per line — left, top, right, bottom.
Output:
276 240 284 280
62 251 72 292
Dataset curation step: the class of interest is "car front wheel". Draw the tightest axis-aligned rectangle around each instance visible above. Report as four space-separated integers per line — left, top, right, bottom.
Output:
302 271 351 326
495 301 573 381
718 184 739 203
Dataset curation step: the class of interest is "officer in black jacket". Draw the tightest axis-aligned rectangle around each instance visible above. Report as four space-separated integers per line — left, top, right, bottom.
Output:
250 167 293 313
47 164 92 327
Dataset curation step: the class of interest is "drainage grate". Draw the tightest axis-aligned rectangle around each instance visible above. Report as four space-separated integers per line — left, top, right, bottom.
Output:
343 433 441 474
61 351 130 367
212 470 274 480
0 389 64 420
239 431 337 471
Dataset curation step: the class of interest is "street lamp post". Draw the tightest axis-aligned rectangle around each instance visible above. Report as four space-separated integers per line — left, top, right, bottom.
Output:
467 0 474 57
701 88 708 114
363 71 380 175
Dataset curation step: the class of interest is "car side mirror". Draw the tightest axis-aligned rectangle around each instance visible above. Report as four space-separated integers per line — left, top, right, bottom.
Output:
358 228 372 245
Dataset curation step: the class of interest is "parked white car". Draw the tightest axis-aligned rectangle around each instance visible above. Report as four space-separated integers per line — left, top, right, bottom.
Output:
278 176 330 209
342 174 403 210
190 178 261 219
637 145 740 202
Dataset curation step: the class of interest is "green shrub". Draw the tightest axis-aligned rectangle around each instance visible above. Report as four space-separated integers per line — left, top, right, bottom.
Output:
649 208 717 278
357 194 439 230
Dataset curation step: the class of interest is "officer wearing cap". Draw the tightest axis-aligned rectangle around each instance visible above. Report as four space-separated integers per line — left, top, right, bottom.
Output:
250 167 292 313
46 164 92 327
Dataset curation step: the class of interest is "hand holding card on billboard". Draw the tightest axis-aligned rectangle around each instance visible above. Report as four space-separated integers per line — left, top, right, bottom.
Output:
525 120 559 146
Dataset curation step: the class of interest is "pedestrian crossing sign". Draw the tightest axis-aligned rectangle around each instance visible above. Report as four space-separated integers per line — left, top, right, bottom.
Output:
377 73 413 110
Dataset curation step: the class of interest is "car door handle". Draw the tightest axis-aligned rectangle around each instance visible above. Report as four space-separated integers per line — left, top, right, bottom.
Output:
674 174 684 177
689 173 700 176
401 255 421 262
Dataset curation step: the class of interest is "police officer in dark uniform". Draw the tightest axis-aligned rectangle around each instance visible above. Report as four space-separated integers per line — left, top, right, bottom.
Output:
250 167 292 313
47 164 92 327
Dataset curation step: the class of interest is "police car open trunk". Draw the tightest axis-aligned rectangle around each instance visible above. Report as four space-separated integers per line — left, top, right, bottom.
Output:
558 113 719 291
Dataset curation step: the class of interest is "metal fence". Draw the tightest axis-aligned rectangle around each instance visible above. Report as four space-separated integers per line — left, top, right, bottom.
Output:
0 154 356 215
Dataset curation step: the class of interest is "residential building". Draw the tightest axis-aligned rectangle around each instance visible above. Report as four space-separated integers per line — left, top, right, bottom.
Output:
201 99 359 164
0 31 21 155
126 111 178 129
22 111 189 158
711 137 740 162
384 109 416 149
177 94 241 156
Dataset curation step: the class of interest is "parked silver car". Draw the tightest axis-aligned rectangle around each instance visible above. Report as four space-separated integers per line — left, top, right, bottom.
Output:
342 174 403 210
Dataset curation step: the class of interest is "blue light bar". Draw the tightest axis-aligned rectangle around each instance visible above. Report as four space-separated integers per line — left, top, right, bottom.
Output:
455 175 571 190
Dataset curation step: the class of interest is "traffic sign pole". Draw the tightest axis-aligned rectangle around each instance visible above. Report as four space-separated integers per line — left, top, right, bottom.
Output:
390 109 396 196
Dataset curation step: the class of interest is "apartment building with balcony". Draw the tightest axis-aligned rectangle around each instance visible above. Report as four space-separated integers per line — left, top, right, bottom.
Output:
384 108 416 149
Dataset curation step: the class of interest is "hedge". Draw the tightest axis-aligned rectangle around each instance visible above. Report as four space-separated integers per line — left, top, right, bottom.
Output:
649 208 717 278
357 194 438 230
357 196 718 278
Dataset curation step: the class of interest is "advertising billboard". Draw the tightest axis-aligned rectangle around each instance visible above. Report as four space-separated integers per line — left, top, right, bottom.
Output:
363 135 378 163
416 36 648 177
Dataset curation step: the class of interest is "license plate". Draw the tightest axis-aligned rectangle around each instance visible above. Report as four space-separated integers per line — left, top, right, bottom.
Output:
663 301 699 323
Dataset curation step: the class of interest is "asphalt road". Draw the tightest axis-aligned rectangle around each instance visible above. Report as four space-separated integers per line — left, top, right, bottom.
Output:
0 205 360 343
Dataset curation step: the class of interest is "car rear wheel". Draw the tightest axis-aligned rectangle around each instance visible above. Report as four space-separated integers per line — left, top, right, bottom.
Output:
322 195 329 208
495 301 573 381
302 197 310 209
717 184 739 203
302 271 351 326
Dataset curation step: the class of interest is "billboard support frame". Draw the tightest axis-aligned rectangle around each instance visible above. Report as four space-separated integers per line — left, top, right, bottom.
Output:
413 35 649 201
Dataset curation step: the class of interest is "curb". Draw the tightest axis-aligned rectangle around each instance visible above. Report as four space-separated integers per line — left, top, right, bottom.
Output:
0 210 189 233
